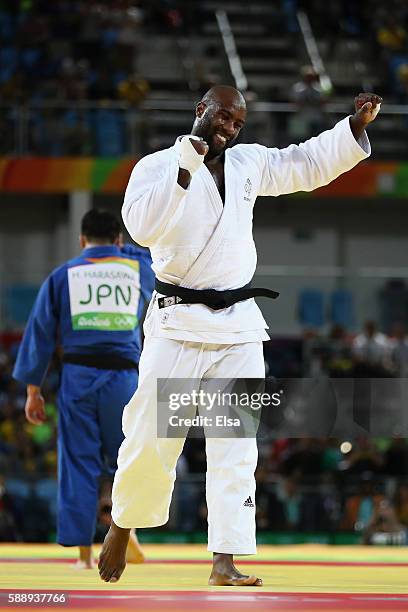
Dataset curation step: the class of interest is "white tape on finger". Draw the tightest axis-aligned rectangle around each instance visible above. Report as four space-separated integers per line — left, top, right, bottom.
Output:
372 102 381 118
179 135 205 175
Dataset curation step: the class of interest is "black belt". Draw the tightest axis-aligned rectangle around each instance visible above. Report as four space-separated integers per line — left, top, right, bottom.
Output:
62 353 138 371
155 279 279 310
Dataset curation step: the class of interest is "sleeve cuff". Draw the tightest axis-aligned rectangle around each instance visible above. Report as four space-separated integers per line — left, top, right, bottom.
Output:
356 129 370 156
344 116 371 158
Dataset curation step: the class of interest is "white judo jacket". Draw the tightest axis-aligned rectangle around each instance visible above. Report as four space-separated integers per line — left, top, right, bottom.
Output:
122 117 370 343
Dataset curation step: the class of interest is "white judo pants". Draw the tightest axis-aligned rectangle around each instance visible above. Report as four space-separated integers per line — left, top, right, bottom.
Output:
111 337 265 555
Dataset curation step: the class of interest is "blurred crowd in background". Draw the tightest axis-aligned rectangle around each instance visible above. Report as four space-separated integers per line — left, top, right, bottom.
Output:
1 317 408 544
1 0 408 106
0 0 193 155
1 0 408 154
0 0 408 104
300 0 408 102
0 0 191 106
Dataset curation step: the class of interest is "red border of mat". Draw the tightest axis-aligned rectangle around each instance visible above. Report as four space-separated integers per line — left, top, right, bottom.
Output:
2 589 408 610
2 558 408 568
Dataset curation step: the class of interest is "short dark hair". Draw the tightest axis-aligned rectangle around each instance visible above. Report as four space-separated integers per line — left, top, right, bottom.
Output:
81 209 121 243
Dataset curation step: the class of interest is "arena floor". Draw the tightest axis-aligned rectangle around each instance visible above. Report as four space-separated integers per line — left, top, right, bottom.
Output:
1 543 408 611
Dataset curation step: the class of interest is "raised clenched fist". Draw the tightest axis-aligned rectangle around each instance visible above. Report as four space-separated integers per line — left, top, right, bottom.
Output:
189 137 209 157
178 135 208 175
354 92 383 124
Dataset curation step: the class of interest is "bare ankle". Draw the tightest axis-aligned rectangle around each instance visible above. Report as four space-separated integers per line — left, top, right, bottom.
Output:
213 552 232 562
212 552 235 573
79 546 93 563
110 520 131 536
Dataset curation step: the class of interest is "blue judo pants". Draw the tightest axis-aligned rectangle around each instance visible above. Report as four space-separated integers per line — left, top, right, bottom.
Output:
57 364 138 546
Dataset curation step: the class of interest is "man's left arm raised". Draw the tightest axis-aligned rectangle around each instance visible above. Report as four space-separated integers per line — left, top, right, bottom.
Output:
258 92 382 197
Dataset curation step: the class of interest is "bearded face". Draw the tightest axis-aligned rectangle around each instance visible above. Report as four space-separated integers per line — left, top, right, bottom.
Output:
193 101 246 158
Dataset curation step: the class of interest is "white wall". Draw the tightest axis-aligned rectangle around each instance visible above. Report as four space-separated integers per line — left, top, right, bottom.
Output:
345 235 408 267
253 226 339 334
0 197 69 285
251 197 408 334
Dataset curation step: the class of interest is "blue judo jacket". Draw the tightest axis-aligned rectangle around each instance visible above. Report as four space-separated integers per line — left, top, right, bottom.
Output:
13 244 154 386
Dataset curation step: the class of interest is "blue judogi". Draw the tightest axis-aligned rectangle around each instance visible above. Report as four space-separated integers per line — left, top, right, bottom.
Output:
13 244 154 546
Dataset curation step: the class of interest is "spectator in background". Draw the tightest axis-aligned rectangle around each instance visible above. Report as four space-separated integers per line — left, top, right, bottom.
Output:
375 12 408 97
0 475 19 541
0 406 44 476
341 474 385 532
321 439 342 473
394 482 408 527
117 73 150 107
268 439 291 474
344 438 384 476
282 438 323 482
271 475 330 532
352 320 391 376
289 65 329 141
116 4 144 71
117 72 150 153
321 326 352 374
388 323 408 377
376 15 407 54
395 63 408 104
362 498 407 545
305 325 354 378
384 438 408 476
58 58 90 102
275 476 303 530
326 325 353 375
89 68 118 102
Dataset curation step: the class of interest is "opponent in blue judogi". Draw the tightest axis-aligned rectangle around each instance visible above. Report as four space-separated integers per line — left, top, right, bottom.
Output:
13 209 154 566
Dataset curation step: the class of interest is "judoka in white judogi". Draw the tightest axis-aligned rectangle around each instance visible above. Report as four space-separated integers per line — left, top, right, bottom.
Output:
99 86 381 586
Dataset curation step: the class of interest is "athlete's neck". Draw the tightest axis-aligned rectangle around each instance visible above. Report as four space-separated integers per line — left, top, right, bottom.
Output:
83 241 116 249
205 152 224 166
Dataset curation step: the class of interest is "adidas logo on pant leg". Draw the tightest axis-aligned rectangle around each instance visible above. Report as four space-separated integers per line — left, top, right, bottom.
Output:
243 496 254 507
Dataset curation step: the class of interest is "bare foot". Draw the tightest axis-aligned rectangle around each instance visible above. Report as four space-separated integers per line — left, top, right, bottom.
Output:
73 559 95 570
98 521 130 583
73 546 95 569
209 553 262 587
126 529 145 564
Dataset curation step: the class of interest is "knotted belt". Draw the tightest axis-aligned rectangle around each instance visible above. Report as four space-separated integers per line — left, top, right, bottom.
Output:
155 279 279 311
